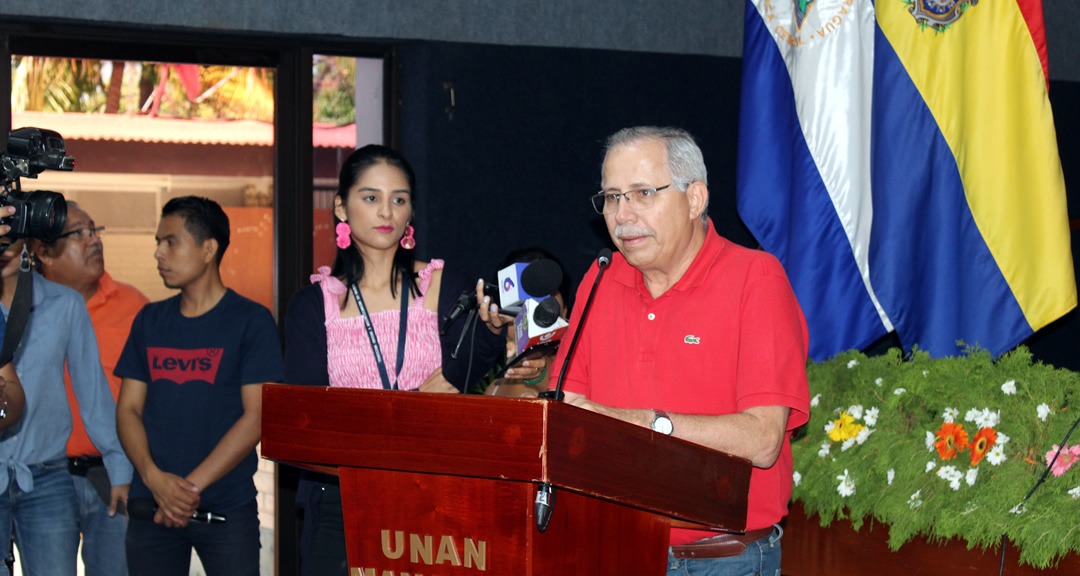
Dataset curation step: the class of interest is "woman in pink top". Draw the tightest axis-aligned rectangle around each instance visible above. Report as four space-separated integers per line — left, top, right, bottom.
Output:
284 145 509 576
319 144 451 393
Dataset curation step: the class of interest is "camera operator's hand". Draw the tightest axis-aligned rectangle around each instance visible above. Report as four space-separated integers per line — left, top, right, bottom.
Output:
0 205 15 237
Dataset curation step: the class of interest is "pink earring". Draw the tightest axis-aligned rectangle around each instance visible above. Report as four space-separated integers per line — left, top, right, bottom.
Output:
335 222 352 249
400 224 416 250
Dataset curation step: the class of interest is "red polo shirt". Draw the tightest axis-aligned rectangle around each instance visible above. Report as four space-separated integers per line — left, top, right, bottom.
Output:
553 225 810 545
66 272 150 458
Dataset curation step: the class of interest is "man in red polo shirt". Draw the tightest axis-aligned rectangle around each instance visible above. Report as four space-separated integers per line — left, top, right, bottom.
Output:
554 126 810 575
36 203 147 576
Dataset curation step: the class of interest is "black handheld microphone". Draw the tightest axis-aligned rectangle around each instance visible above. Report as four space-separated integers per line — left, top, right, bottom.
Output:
534 248 612 533
128 497 227 523
518 259 563 301
441 282 499 336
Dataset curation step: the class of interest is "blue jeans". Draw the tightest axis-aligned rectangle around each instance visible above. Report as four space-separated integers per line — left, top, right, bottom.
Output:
72 473 128 576
667 525 783 576
0 459 81 576
125 497 259 576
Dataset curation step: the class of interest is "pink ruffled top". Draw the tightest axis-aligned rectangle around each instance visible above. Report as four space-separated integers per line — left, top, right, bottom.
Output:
313 261 443 390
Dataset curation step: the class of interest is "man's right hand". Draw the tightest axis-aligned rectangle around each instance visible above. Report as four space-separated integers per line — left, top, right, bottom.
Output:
145 467 200 527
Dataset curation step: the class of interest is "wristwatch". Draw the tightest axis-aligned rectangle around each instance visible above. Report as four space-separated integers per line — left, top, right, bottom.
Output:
650 409 673 435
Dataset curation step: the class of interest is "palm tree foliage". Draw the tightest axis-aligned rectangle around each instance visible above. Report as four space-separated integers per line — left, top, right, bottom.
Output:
12 57 107 113
11 56 276 122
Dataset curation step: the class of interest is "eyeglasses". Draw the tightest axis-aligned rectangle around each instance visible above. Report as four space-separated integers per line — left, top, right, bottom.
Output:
58 226 106 241
590 184 672 215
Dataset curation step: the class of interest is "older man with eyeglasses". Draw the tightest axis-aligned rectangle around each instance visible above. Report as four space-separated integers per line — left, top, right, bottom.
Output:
35 202 147 576
554 126 810 576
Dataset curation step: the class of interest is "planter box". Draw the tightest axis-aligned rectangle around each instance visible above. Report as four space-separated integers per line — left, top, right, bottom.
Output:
782 502 1080 575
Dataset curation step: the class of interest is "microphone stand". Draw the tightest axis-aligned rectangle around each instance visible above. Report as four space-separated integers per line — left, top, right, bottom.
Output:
534 249 612 532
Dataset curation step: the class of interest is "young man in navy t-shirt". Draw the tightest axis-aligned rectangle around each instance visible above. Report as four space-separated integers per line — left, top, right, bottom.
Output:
116 196 283 576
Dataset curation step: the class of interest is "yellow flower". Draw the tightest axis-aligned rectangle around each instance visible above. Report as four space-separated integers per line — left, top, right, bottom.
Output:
828 412 866 442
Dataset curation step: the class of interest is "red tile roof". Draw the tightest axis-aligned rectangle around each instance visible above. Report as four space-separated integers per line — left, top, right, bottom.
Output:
12 111 356 148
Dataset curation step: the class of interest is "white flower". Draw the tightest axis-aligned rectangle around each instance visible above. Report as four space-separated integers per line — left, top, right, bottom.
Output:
864 407 879 427
986 444 1007 466
926 461 937 472
841 438 857 452
824 421 836 434
926 431 936 452
908 489 923 510
818 441 832 458
847 359 859 369
1068 486 1080 499
887 469 895 485
793 471 802 487
922 370 929 377
874 377 883 387
937 465 963 491
996 432 1010 445
1001 380 1017 395
836 469 856 497
966 408 1000 429
936 465 962 482
1037 403 1052 422
943 407 959 423
848 405 864 420
855 427 874 446
894 388 907 396
1010 503 1026 515
966 468 979 486
810 394 821 408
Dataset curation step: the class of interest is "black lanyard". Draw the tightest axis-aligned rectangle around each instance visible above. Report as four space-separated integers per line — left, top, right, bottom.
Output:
349 279 409 390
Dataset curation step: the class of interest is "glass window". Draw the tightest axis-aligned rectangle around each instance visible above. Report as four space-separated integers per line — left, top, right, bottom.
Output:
12 56 276 309
312 55 384 272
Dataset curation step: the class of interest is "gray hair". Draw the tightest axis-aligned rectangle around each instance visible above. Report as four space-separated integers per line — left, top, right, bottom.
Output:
603 126 709 223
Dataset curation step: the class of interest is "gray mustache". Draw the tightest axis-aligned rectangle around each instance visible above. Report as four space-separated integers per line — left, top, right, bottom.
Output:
614 224 655 239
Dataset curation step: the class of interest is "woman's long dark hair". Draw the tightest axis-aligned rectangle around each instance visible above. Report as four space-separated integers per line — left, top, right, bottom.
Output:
331 144 420 299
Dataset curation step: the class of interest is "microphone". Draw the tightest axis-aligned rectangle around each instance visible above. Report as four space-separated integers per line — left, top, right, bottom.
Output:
128 497 227 523
497 259 563 310
511 297 568 358
440 282 499 335
441 259 564 335
534 248 612 533
543 248 612 403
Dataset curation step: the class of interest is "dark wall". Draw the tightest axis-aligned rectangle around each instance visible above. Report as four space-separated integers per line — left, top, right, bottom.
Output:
398 41 750 290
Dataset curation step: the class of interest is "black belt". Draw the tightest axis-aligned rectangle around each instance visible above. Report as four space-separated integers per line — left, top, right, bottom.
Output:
68 455 104 477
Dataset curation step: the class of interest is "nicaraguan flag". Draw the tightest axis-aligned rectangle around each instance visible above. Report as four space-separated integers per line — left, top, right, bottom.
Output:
737 0 1076 361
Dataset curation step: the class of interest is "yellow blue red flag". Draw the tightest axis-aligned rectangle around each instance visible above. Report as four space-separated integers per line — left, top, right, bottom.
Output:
737 0 1076 360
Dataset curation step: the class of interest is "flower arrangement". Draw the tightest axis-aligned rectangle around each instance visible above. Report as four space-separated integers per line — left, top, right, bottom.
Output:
792 346 1080 568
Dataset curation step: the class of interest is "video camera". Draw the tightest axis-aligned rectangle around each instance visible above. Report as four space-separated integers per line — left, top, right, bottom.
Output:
0 127 73 243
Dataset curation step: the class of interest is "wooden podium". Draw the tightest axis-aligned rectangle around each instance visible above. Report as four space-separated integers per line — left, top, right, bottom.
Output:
262 385 752 575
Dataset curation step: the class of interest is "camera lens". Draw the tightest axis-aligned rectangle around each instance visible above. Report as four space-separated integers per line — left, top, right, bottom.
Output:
28 190 68 242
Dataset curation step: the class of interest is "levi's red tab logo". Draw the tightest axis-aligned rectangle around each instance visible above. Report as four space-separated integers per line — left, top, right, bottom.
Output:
147 348 223 385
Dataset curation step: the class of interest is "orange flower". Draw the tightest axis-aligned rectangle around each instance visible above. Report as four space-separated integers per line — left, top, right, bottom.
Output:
969 427 997 466
935 422 969 461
